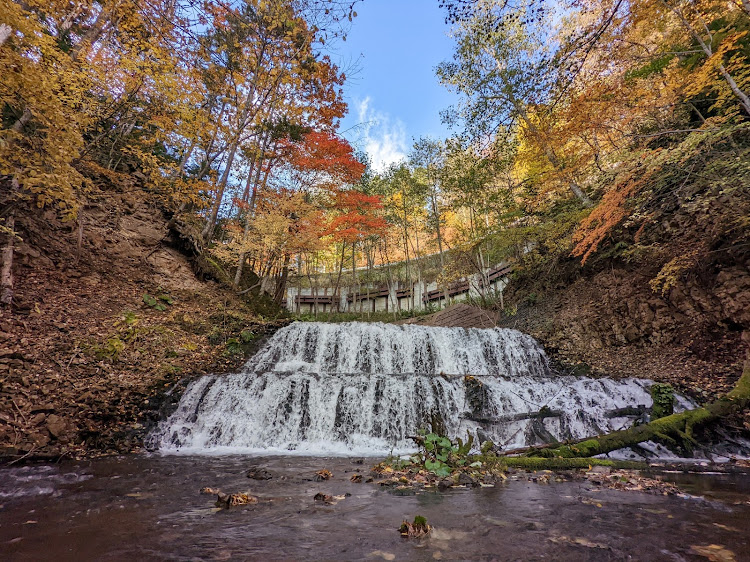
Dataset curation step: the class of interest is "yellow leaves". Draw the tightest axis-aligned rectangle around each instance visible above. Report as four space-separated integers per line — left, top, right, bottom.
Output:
649 249 700 295
690 544 737 562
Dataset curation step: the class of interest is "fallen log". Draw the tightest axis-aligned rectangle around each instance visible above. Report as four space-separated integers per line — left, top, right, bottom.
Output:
523 361 750 459
605 405 649 418
465 407 563 424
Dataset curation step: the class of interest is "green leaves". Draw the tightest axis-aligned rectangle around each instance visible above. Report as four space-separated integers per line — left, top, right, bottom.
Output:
425 459 452 478
143 292 174 312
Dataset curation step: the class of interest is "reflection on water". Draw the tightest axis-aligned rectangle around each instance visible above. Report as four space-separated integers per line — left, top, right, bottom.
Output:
1 455 749 561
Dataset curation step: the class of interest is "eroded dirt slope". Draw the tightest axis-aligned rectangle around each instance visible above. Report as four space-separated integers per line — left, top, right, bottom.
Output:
1 175 286 461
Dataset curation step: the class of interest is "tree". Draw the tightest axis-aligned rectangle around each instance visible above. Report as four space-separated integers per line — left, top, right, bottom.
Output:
437 0 593 206
410 137 448 268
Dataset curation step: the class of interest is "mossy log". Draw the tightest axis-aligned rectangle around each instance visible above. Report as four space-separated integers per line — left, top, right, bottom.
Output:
503 457 646 470
524 362 750 459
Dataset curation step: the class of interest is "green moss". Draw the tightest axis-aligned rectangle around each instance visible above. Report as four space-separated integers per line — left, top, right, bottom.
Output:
650 383 674 419
504 457 646 470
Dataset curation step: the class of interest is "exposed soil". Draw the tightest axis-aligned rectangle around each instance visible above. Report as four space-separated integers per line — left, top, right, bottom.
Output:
0 174 288 462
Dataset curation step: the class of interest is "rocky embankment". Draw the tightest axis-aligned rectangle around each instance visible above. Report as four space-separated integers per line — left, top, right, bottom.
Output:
0 177 287 461
496 266 749 402
410 266 748 406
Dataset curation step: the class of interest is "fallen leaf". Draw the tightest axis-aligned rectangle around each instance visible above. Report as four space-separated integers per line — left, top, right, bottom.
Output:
314 469 332 481
368 551 395 561
690 544 736 562
216 492 257 508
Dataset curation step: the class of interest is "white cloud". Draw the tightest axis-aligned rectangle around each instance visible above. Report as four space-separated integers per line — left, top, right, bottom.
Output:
354 97 407 173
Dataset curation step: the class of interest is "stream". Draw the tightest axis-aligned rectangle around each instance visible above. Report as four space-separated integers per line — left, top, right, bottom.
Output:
2 454 750 561
3 322 749 560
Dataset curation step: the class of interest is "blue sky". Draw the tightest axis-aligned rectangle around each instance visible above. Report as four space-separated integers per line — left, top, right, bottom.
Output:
333 0 458 171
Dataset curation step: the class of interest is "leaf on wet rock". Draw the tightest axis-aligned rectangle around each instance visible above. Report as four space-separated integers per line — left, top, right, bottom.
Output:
690 544 737 562
313 492 347 505
215 492 258 508
399 515 431 538
246 467 273 480
314 469 332 481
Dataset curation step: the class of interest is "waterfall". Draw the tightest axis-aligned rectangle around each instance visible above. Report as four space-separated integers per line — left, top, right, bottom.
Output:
148 322 691 456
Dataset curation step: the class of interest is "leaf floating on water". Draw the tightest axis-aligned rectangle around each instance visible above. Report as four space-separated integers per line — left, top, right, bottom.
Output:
313 492 339 505
580 497 603 508
350 474 363 483
713 523 741 533
200 487 221 495
690 544 737 562
549 535 609 549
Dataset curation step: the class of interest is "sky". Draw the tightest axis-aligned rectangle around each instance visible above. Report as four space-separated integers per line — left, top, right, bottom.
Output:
332 0 459 172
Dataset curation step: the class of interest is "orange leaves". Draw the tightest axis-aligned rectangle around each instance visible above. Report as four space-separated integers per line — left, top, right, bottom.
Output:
287 130 365 185
326 189 387 243
571 175 643 264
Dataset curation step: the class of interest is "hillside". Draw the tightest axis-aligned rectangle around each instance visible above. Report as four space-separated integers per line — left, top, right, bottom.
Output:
0 171 287 461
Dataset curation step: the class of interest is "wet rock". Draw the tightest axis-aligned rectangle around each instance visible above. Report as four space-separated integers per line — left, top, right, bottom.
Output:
457 473 479 487
246 467 273 480
437 478 454 491
45 414 67 439
216 492 257 508
313 492 347 505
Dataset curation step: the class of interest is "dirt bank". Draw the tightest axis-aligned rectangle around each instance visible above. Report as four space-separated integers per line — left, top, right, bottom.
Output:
0 173 288 462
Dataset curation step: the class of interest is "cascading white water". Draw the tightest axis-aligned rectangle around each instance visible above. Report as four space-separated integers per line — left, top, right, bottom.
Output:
149 322 692 455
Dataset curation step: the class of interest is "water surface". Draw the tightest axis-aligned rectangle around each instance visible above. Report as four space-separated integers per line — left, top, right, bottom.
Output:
2 455 749 561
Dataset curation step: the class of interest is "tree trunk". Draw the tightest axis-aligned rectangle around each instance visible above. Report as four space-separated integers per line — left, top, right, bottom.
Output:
333 242 346 312
202 140 238 243
233 149 267 287
350 242 357 312
666 2 750 115
1 213 15 306
274 253 290 305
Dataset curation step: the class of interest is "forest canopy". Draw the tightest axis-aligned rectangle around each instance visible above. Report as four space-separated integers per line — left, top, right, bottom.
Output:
1 0 749 308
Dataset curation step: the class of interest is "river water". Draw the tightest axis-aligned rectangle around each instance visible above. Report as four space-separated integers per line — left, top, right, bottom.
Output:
1 454 749 561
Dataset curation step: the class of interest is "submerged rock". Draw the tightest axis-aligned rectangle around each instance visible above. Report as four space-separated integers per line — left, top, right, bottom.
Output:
246 467 273 480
